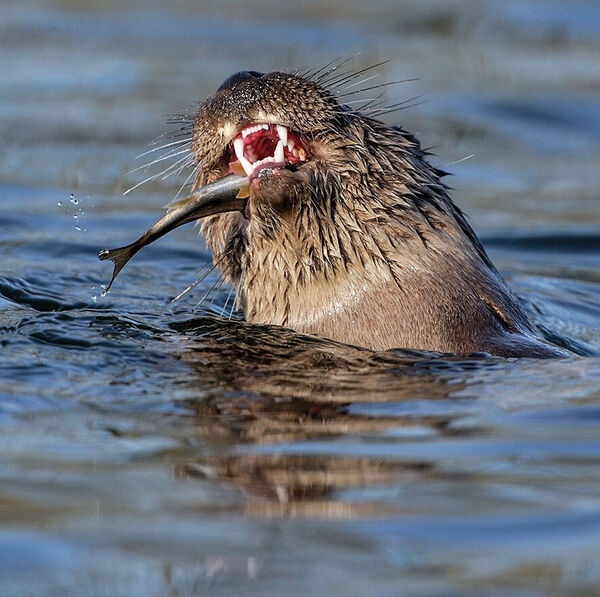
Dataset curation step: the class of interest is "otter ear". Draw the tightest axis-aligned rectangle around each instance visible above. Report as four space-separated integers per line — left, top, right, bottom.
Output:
218 71 264 92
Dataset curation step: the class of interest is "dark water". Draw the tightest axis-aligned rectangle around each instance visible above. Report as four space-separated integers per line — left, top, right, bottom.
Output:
2 1 600 595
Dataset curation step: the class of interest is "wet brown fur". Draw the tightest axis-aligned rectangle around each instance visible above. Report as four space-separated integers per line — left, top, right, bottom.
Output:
188 70 562 357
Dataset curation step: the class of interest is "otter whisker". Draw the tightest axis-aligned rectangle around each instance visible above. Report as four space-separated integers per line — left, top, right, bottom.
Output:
145 129 191 147
366 93 427 115
167 130 194 140
171 252 228 303
337 78 420 98
158 154 195 180
193 271 226 312
123 171 167 196
292 65 315 80
337 92 390 116
172 154 196 178
311 55 361 84
333 73 381 92
164 125 194 136
208 275 228 305
371 97 429 117
314 56 371 86
123 152 194 196
221 283 235 317
340 97 381 106
142 143 191 162
128 147 192 175
166 116 194 125
171 162 201 202
320 59 391 89
444 154 474 167
230 280 242 319
165 157 195 179
354 91 388 112
135 138 191 160
167 117 195 128
299 56 345 80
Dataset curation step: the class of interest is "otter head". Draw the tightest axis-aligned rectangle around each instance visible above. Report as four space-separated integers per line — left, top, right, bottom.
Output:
191 70 353 224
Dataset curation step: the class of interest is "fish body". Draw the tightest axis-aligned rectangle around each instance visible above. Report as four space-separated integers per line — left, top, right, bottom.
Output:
98 174 246 292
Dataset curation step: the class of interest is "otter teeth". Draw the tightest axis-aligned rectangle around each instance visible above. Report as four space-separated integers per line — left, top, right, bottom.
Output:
274 139 284 163
244 143 285 177
232 123 301 178
241 124 269 139
233 137 254 175
276 125 288 146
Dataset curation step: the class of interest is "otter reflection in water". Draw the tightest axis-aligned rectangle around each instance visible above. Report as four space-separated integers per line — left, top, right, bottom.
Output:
167 319 480 518
100 66 564 357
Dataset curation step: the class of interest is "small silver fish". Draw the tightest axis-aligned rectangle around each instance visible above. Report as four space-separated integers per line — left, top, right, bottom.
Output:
98 174 248 292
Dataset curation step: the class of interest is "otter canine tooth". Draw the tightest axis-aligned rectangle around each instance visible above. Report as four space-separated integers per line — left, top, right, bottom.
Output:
233 137 245 160
274 140 284 163
276 125 288 146
234 137 253 175
239 155 253 176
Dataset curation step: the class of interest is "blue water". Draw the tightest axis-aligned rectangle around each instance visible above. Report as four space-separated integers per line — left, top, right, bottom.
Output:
1 1 600 595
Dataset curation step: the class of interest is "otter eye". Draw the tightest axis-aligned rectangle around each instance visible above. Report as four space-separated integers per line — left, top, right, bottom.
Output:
218 71 264 92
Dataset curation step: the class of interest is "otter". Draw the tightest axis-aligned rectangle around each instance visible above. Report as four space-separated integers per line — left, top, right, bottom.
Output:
100 68 564 358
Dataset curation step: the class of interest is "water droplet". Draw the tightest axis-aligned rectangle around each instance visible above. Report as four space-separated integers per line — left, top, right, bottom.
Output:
75 225 81 231
70 193 78 205
57 201 63 207
91 295 97 302
73 214 78 219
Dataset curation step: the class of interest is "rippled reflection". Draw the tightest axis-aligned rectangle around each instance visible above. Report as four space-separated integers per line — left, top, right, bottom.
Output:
153 317 493 517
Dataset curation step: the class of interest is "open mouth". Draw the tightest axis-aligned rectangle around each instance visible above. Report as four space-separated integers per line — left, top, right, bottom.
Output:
228 123 308 180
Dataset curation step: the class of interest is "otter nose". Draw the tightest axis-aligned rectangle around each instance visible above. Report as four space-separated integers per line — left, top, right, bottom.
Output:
218 71 264 92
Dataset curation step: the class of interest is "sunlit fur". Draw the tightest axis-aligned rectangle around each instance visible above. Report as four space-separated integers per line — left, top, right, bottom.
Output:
167 66 562 357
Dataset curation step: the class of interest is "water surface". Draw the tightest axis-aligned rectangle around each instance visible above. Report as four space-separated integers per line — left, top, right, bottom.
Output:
1 1 600 595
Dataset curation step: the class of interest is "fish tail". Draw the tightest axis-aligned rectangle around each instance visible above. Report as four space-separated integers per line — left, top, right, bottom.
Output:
97 245 137 294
